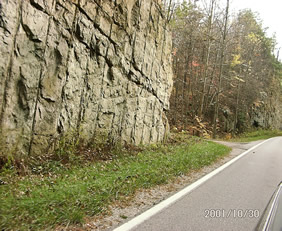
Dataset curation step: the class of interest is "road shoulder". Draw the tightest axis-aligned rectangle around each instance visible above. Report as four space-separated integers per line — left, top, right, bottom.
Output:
78 140 265 231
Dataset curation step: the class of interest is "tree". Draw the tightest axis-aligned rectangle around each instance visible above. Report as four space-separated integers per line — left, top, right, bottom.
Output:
212 0 229 138
168 0 282 137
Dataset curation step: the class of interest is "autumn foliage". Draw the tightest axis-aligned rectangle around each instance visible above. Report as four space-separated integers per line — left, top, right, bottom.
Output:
166 0 282 137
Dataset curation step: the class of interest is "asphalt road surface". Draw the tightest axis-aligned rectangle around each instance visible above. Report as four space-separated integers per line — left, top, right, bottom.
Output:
115 137 282 231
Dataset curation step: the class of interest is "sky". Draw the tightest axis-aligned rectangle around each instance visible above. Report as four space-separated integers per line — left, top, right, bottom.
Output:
175 0 282 60
230 0 282 60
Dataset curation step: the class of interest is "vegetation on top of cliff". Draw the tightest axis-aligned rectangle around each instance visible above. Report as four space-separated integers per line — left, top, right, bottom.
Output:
167 0 282 138
0 133 230 230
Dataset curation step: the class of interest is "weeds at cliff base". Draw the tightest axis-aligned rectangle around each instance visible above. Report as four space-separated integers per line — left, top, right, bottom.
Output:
228 129 282 142
0 132 231 230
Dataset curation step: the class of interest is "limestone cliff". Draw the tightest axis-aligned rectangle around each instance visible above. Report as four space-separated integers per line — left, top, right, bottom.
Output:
0 0 173 155
250 92 282 130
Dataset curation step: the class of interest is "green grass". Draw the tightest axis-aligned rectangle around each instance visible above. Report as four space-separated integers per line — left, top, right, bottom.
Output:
0 136 230 230
230 129 282 142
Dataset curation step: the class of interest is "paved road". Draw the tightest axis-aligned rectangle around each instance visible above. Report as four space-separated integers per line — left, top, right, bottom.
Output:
118 137 282 231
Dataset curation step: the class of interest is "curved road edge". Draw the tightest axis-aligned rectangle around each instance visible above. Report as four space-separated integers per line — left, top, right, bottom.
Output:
113 138 273 231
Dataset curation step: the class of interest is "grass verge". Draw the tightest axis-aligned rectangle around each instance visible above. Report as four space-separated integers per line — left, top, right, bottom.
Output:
230 129 282 142
0 134 230 230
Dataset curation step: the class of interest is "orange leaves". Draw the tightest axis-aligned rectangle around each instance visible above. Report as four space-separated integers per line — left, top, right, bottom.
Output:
192 61 200 67
172 48 177 56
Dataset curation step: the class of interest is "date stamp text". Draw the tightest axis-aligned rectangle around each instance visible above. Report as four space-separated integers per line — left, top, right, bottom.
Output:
204 209 260 219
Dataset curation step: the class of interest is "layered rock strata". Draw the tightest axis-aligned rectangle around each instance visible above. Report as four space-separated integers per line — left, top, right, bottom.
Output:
0 0 173 154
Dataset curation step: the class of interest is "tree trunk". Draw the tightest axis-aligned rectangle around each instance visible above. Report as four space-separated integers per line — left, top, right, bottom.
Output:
212 0 230 138
199 0 215 118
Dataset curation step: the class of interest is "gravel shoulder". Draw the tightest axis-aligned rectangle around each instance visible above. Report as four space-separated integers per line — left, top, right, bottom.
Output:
72 139 265 231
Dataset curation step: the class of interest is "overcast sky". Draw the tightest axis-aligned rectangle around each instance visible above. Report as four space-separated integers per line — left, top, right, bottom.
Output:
230 0 281 58
175 0 282 59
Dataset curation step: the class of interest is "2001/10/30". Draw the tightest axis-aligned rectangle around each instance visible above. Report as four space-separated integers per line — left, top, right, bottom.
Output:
204 209 260 218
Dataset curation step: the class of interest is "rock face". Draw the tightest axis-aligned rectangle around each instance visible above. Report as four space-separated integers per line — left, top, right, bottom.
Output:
250 93 282 130
0 0 173 155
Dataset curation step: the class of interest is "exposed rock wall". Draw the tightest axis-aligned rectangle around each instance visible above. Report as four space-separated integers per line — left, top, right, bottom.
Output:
0 0 173 155
250 94 282 130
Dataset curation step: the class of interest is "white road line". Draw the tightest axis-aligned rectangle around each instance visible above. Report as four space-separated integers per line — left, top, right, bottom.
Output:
113 138 273 231
262 183 282 231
